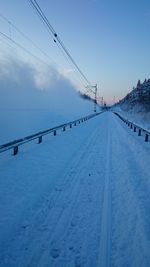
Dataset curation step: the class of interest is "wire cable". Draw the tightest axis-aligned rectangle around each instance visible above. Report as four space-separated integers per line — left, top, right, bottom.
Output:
0 31 53 68
0 12 57 66
0 16 90 94
28 0 94 93
0 9 94 97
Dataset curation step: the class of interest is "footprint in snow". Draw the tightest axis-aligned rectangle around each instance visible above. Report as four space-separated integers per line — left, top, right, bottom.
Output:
75 256 81 267
55 187 62 192
50 248 60 259
71 216 79 227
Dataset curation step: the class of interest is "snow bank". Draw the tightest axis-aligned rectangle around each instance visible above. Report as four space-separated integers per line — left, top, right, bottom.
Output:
111 78 150 130
112 105 150 131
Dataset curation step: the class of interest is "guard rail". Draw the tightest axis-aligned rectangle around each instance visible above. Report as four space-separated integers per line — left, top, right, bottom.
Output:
114 112 150 142
0 112 102 155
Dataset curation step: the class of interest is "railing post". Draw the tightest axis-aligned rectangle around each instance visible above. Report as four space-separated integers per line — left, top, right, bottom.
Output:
74 122 76 126
130 124 133 129
13 146 18 155
70 124 72 128
38 136 42 143
138 129 141 136
134 126 136 132
63 126 66 131
54 130 56 136
145 134 149 142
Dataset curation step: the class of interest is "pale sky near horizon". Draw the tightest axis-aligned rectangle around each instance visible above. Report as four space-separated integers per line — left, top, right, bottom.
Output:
0 0 150 104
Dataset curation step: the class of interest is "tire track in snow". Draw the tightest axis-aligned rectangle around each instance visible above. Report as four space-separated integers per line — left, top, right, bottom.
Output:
1 118 106 267
23 132 99 266
97 119 112 267
29 123 106 267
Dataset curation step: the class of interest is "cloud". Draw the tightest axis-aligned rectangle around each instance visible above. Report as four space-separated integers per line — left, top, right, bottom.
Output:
0 55 94 142
0 55 93 114
61 68 75 76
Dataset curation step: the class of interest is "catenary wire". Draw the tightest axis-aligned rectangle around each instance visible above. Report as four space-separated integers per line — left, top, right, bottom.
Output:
28 0 94 94
0 13 89 92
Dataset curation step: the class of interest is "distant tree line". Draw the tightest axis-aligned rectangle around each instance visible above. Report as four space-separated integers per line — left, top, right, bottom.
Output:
115 78 150 111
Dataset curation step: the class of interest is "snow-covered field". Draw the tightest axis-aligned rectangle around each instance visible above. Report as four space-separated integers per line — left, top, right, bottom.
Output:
0 112 150 267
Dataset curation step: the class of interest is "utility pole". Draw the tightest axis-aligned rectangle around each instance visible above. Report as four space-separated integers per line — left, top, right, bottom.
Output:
101 97 104 107
94 84 97 112
86 84 98 113
113 96 116 105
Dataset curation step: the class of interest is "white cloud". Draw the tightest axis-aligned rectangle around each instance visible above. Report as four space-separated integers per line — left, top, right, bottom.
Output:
0 55 94 142
0 55 93 114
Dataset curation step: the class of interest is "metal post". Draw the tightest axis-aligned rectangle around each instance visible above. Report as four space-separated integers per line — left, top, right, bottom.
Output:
94 84 97 113
134 126 136 132
70 124 72 128
13 146 18 155
138 129 141 136
54 130 56 136
63 126 66 131
38 136 42 143
145 134 149 142
85 84 98 112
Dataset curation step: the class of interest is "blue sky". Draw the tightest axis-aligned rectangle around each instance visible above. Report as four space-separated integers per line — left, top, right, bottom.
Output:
0 0 150 103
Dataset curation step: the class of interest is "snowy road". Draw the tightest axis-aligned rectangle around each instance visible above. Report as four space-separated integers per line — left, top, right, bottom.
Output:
0 112 150 267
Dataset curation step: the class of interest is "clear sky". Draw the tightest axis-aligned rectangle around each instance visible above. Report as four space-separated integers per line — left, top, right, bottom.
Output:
0 0 150 104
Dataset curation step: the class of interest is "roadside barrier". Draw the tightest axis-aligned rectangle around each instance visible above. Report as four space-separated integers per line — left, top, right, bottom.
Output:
0 112 102 156
114 112 150 143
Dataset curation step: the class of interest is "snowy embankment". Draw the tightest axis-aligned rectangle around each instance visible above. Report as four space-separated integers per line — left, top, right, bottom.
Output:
112 105 150 131
113 78 150 130
0 112 150 267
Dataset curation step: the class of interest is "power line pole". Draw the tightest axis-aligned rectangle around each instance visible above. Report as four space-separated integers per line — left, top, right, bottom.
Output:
86 84 98 112
94 84 97 112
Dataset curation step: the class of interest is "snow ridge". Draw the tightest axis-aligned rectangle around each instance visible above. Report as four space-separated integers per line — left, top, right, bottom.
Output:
97 118 112 267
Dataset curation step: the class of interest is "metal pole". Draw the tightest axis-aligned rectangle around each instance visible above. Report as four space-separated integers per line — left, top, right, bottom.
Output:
94 84 97 112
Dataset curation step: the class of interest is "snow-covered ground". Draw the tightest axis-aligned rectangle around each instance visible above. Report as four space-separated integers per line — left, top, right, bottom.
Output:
0 112 150 267
112 106 150 131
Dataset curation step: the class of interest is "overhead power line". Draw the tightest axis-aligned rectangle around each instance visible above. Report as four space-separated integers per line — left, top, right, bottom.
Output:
0 31 53 68
28 0 94 93
0 13 90 92
0 12 57 66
